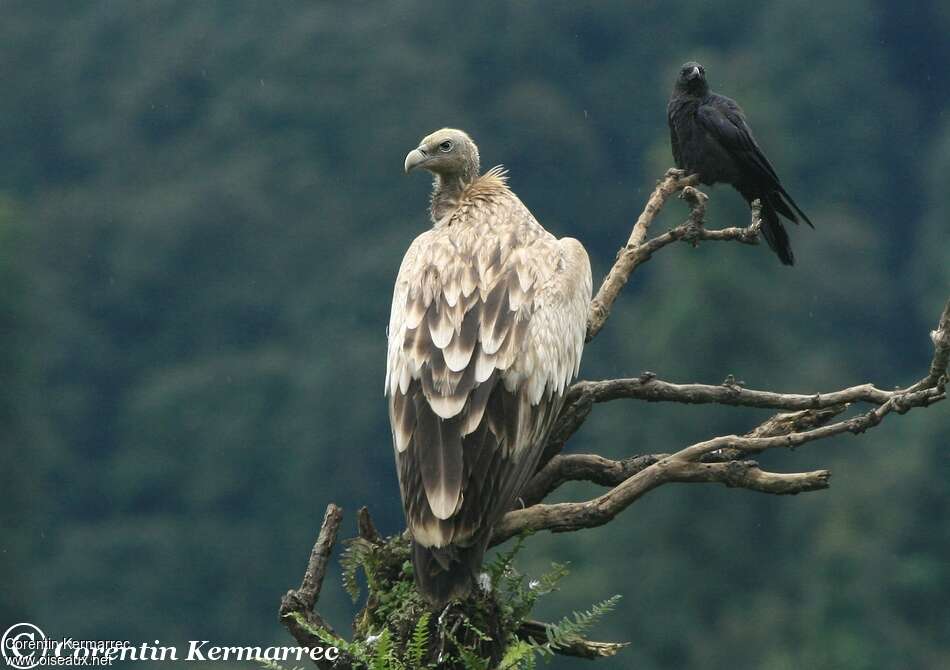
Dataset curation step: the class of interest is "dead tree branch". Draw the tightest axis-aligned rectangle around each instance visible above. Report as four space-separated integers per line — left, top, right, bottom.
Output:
586 171 763 342
281 167 949 668
916 298 950 391
496 298 949 544
586 169 697 341
538 370 885 467
521 405 846 507
568 375 894 411
279 504 351 670
517 620 629 659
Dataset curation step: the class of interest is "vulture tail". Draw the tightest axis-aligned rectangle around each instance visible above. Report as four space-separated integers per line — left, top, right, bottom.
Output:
739 186 795 266
412 539 486 608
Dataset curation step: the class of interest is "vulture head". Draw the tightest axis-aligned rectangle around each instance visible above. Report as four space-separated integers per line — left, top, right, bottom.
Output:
675 61 708 96
404 128 481 183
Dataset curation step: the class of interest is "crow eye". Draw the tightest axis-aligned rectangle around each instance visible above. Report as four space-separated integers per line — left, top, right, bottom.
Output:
439 140 453 152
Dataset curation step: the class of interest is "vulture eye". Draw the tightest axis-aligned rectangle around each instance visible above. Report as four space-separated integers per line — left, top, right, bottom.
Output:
439 140 454 152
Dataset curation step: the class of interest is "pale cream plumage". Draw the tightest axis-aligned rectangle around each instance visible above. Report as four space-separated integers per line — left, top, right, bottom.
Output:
388 129 591 606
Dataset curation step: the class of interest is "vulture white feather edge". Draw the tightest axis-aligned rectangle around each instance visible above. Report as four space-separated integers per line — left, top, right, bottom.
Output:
386 129 592 606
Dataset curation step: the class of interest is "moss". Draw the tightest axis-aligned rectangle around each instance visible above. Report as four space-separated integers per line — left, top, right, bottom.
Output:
305 532 621 669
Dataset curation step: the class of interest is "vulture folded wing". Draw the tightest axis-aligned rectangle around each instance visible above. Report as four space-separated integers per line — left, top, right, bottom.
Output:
386 188 591 551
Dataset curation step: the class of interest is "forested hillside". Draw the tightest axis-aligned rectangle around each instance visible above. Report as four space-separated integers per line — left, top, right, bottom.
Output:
3 2 948 668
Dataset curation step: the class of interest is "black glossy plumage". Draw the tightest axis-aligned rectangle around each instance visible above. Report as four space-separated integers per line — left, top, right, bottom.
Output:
668 61 813 265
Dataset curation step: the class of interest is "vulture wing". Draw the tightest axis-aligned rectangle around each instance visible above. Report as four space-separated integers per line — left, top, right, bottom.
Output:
385 170 591 603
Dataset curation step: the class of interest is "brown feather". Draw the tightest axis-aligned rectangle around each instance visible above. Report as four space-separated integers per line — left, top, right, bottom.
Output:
387 134 592 606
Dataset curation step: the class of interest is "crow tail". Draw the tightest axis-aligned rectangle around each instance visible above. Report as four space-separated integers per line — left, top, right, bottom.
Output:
738 186 795 266
412 539 487 609
760 196 795 266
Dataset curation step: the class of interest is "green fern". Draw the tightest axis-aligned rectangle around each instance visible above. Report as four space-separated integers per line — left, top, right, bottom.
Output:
455 645 491 670
496 640 538 670
324 527 622 668
407 611 431 668
532 561 569 597
542 595 622 655
288 612 372 664
370 629 399 670
341 537 376 602
485 534 529 587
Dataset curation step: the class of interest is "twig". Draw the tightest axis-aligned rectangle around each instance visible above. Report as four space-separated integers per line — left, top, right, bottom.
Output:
586 169 698 341
912 297 950 391
585 174 767 343
356 506 382 544
568 375 893 411
494 457 830 544
538 369 885 470
279 504 350 670
538 362 929 470
676 386 944 461
517 620 629 659
521 453 663 508
523 405 846 506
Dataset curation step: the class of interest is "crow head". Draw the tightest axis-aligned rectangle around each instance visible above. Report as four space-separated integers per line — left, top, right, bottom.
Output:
675 61 708 96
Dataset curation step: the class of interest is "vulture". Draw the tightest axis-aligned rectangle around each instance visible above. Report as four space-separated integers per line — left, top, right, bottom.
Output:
668 61 813 265
387 128 592 607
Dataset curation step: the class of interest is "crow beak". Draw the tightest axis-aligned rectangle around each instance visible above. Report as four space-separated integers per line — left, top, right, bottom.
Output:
690 66 701 80
404 147 429 174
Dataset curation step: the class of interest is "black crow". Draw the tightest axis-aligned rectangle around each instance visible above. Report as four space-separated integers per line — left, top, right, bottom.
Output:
668 61 813 265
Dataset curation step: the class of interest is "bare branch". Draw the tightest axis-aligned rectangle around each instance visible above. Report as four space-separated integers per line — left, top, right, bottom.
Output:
494 456 830 544
912 297 950 391
586 169 698 341
537 367 877 470
616 187 760 266
676 386 945 461
356 505 382 544
499 298 950 544
710 405 849 462
517 619 629 659
279 504 349 670
521 453 664 508
585 172 768 343
524 405 847 506
569 375 894 411
496 383 943 544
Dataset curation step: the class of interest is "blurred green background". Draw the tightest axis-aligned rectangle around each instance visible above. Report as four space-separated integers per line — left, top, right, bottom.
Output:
2 1 948 668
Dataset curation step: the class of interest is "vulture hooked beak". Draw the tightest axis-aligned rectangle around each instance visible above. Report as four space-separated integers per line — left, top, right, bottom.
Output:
688 66 701 80
404 147 429 174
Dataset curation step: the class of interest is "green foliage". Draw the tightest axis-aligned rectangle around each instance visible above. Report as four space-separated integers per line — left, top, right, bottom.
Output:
536 597 622 659
407 612 432 669
498 641 538 670
333 532 619 669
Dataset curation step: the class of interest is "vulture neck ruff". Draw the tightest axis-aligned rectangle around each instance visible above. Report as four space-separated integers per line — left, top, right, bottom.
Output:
429 166 509 226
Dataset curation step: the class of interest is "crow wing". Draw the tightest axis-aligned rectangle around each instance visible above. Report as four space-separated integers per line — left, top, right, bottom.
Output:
697 96 813 227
